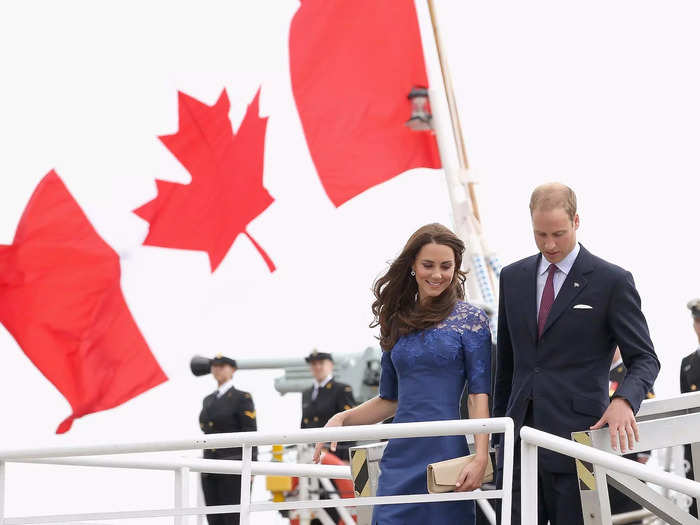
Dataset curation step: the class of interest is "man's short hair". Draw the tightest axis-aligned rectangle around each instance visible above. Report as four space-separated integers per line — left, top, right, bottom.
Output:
529 183 577 222
688 298 700 319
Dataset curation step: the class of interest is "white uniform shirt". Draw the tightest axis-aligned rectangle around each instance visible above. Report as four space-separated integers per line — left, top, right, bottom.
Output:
216 378 236 398
312 374 333 401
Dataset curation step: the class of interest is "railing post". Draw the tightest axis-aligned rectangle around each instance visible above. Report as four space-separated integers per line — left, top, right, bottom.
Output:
239 444 253 525
0 461 5 525
501 420 514 525
196 473 205 525
297 444 313 525
521 434 538 525
297 475 311 524
174 466 190 525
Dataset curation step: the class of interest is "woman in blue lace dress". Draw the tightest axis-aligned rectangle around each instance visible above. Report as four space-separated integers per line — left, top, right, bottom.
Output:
314 223 491 525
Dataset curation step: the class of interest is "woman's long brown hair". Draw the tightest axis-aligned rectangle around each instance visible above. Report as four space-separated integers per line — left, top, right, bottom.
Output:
370 223 467 350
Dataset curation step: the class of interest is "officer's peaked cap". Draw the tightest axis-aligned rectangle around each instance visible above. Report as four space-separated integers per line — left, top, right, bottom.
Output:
211 354 237 367
305 349 333 363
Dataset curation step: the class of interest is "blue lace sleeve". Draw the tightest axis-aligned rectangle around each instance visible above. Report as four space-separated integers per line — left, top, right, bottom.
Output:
379 351 398 400
461 306 492 395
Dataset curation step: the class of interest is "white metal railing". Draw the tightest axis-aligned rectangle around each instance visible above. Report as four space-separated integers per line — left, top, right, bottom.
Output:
520 426 700 525
0 417 514 525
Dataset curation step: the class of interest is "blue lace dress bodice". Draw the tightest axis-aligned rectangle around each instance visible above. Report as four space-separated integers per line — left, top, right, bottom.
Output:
372 301 492 525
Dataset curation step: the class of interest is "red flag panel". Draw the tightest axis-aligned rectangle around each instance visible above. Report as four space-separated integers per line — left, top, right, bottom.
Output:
0 171 167 433
289 0 441 207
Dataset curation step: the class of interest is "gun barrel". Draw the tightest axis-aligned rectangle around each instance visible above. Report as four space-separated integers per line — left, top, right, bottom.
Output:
235 357 306 370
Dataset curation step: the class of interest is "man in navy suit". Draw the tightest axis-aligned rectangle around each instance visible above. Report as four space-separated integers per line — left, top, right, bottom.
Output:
493 183 659 525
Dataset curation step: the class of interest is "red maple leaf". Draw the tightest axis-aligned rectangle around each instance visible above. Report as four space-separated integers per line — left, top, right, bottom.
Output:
134 88 275 272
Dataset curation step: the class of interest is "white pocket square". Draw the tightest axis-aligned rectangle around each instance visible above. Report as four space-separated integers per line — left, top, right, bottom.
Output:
573 304 593 310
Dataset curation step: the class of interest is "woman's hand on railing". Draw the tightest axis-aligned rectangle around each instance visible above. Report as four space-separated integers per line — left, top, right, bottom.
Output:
312 412 346 463
454 454 488 492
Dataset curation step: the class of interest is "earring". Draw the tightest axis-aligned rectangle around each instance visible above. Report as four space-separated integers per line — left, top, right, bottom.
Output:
410 270 416 276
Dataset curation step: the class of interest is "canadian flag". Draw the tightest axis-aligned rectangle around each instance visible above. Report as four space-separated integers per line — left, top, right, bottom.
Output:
0 0 448 436
0 172 168 433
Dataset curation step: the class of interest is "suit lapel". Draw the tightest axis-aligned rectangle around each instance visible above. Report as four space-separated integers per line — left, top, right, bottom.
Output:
204 392 217 408
522 254 540 343
690 353 700 385
202 392 217 420
541 246 595 337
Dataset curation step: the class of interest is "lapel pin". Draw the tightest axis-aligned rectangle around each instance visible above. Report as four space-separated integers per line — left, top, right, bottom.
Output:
573 282 580 287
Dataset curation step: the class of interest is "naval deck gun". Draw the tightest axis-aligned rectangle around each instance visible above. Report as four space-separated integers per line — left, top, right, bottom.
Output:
192 347 383 403
238 347 382 403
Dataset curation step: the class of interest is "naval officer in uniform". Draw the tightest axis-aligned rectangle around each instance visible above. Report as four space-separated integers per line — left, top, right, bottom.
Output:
301 350 357 525
680 299 700 394
199 355 258 525
301 350 357 460
681 299 700 518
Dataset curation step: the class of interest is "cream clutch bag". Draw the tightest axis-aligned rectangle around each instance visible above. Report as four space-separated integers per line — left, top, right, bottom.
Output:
426 454 494 494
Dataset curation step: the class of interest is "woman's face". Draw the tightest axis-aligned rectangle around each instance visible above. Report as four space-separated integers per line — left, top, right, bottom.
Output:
412 242 455 304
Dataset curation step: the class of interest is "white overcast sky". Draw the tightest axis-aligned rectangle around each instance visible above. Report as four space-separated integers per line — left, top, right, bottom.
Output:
1 1 699 522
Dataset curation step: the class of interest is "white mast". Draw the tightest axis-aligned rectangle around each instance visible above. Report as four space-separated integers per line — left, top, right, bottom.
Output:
413 0 500 311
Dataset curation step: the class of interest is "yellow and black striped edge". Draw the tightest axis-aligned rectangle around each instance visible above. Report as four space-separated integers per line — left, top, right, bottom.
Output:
572 431 596 491
350 449 370 497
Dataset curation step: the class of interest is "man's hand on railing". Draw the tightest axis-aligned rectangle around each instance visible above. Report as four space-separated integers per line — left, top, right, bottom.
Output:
313 412 346 463
455 454 488 492
590 397 640 453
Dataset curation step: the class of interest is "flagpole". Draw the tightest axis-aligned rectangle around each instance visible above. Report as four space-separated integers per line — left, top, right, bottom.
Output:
413 0 498 309
426 0 481 223
414 0 484 304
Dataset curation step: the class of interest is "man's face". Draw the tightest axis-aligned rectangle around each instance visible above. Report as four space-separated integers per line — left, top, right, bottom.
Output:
309 359 333 382
694 317 700 343
211 363 234 385
532 207 579 264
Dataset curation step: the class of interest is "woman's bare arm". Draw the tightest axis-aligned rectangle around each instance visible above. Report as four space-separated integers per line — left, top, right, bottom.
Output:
313 396 397 462
456 393 490 491
343 395 397 425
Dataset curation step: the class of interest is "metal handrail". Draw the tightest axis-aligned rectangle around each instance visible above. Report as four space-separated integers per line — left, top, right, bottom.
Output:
0 417 514 525
0 418 504 459
520 426 700 525
15 456 351 479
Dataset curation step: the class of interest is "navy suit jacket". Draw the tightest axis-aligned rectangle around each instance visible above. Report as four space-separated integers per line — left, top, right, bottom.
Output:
493 245 659 473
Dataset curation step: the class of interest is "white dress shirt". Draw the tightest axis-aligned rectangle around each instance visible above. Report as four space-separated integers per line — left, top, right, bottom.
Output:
536 243 581 313
312 374 333 401
216 378 236 398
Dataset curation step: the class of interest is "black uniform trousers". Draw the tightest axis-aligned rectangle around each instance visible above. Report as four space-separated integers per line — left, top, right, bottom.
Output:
496 403 584 525
201 472 242 525
199 387 257 525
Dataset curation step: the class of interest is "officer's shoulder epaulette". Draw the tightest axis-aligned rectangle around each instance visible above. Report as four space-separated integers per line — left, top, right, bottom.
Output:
226 388 252 400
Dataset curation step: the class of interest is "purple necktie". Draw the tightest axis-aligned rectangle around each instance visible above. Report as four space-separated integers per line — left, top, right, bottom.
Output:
538 264 557 338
